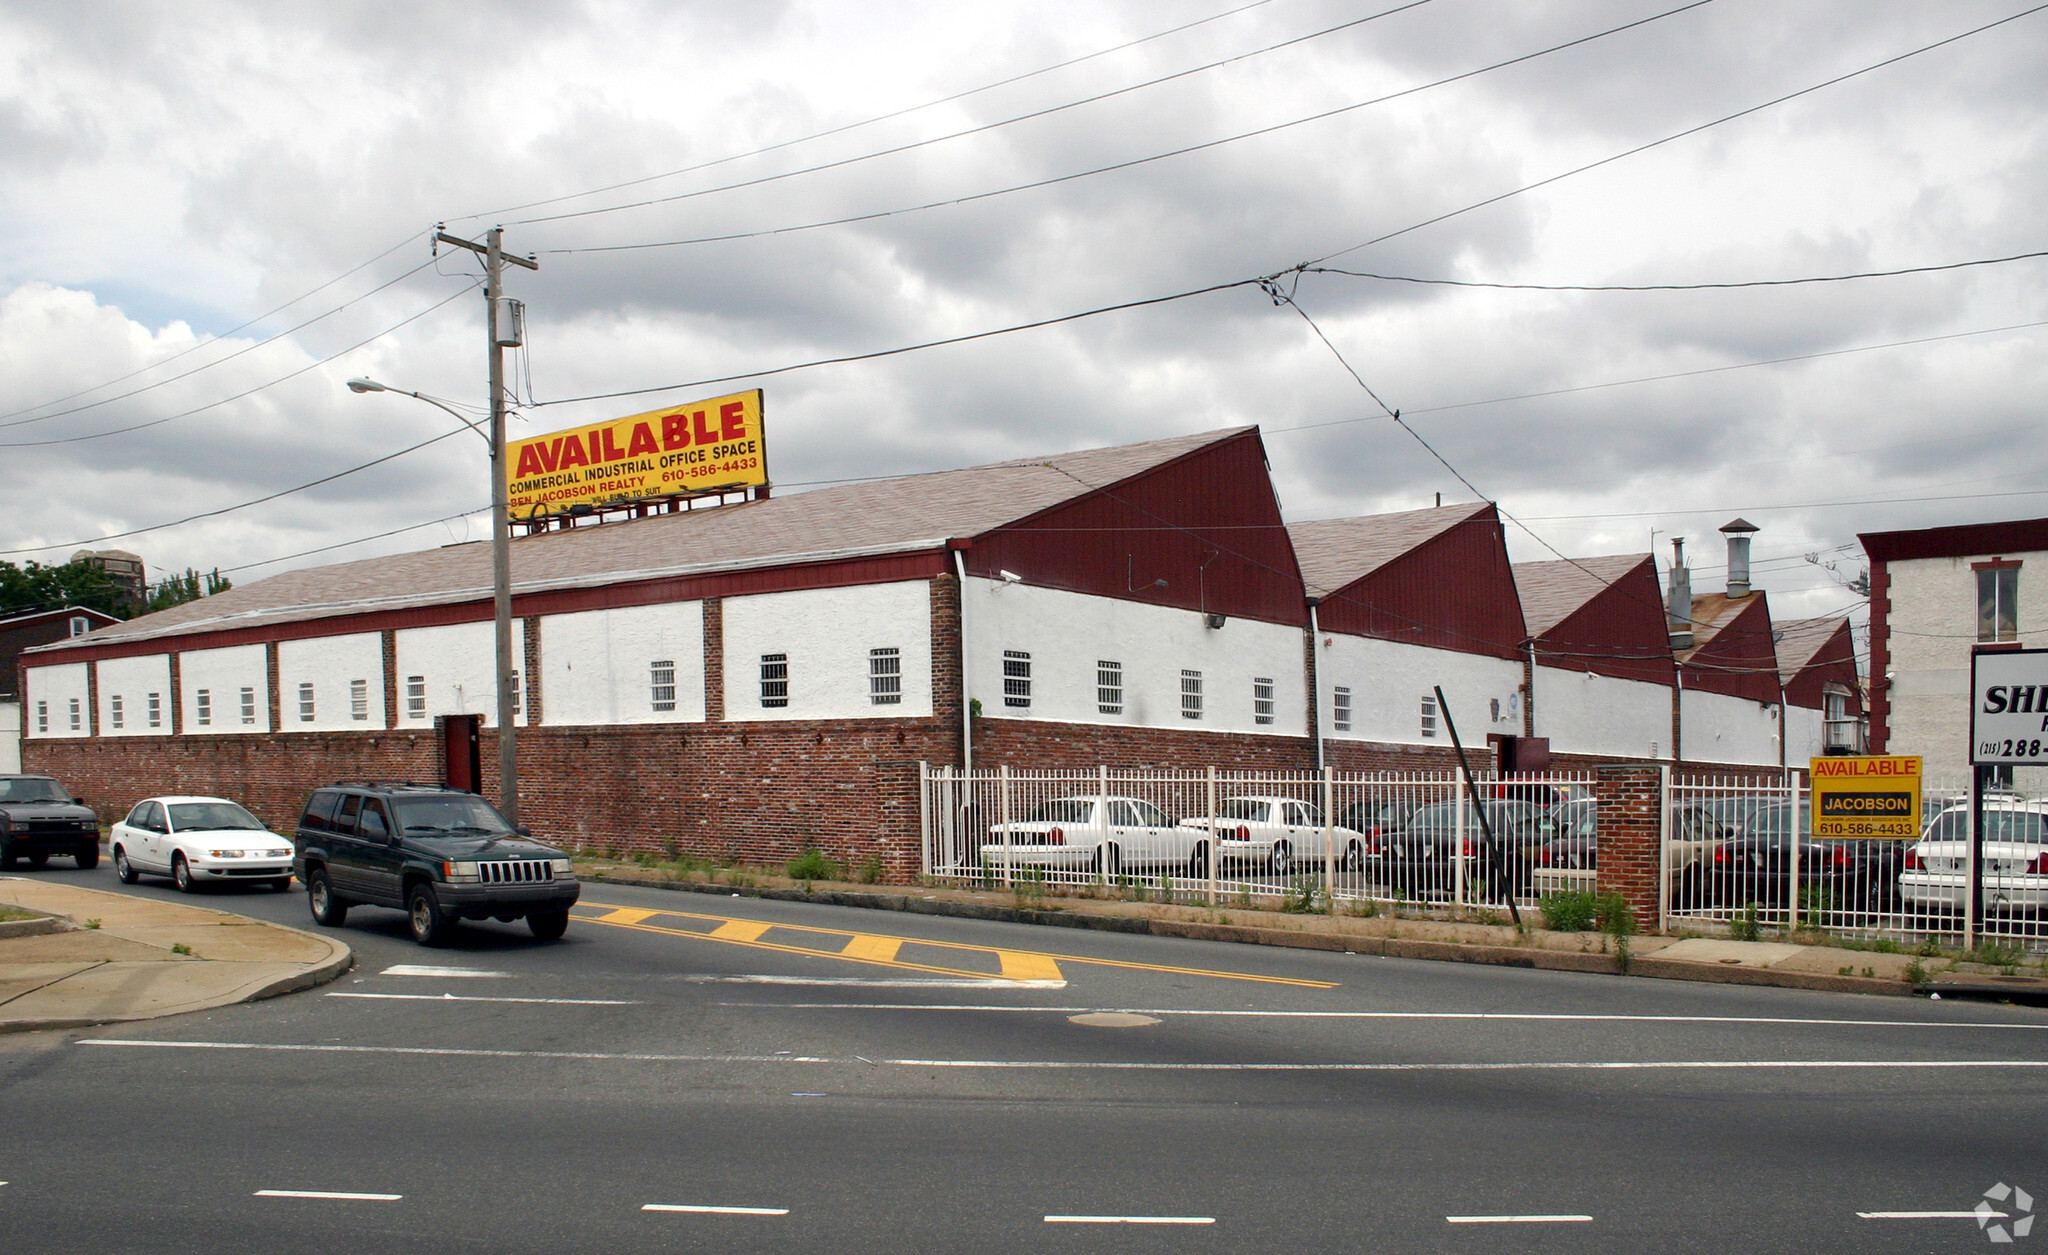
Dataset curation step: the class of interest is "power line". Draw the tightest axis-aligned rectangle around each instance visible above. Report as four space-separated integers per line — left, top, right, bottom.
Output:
456 0 1279 223
510 0 1436 230
1516 485 2048 522
218 505 491 576
1301 249 2048 292
540 0 1708 252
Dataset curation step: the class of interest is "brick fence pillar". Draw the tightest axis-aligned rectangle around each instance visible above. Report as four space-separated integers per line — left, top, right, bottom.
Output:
1594 763 1667 933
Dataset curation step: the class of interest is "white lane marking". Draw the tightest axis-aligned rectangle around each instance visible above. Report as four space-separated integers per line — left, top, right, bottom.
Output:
1045 1215 1214 1225
380 965 510 978
75 1041 2048 1071
1448 1214 1592 1224
643 1204 788 1215
1859 1210 2006 1219
255 1190 402 1201
724 1005 2048 1030
684 976 1066 989
328 993 641 1006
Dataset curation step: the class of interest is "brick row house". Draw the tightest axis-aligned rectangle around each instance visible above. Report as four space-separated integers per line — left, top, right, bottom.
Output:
19 426 1858 870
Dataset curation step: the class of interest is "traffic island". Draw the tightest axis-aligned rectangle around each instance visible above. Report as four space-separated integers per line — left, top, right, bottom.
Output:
0 878 352 1033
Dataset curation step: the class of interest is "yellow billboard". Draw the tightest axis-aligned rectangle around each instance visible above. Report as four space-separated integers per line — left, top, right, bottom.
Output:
506 389 766 515
1810 755 1921 839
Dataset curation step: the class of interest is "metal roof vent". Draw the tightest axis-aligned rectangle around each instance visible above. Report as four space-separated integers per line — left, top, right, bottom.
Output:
1721 517 1759 597
1668 538 1694 649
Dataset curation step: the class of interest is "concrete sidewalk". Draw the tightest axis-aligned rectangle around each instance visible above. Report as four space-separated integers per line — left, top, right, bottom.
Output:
0 878 352 1033
579 860 2040 999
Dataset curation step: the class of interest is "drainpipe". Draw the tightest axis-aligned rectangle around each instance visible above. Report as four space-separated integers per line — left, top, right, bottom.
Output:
1523 639 1537 738
1307 599 1325 773
952 546 973 777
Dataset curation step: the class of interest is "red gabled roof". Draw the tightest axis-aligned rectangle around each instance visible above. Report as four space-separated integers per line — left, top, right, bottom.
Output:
1513 554 1675 687
1776 616 1862 712
1290 503 1525 660
1680 592 1780 703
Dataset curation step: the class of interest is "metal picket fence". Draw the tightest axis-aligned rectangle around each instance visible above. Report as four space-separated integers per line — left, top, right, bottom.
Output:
919 764 1597 914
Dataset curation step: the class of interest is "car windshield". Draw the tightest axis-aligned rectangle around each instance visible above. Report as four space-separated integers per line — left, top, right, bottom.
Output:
1024 799 1093 824
167 802 266 832
1924 808 2046 844
1216 799 1270 822
393 795 517 835
0 778 70 803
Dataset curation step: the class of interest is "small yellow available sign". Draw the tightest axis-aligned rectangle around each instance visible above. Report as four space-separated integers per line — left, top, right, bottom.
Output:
1809 755 1921 839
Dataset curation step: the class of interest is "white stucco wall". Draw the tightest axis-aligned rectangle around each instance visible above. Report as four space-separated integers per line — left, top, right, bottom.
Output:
95 654 172 737
278 634 387 731
179 644 271 734
1784 703 1827 764
1679 688 1781 765
542 601 706 726
24 663 90 738
723 582 932 722
965 578 1304 735
394 621 529 728
1319 633 1520 747
0 702 15 770
1884 550 2048 781
1530 665 1672 759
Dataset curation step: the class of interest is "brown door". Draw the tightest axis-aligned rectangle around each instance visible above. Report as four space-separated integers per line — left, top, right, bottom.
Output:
442 715 482 793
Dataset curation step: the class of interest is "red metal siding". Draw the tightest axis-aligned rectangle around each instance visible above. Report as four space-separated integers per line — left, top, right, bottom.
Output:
1683 597 1780 703
1862 517 2048 563
1533 556 1676 687
963 430 1306 627
1313 506 1525 660
1783 620 1863 713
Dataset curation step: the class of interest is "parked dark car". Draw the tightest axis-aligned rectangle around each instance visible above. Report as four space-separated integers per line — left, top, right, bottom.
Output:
293 782 579 946
0 774 100 869
1700 802 1906 912
1385 797 1557 900
1532 799 1600 875
1332 797 1425 879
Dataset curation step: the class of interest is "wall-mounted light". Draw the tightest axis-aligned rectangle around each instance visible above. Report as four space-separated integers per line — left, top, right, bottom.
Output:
999 570 1022 584
1204 613 1227 630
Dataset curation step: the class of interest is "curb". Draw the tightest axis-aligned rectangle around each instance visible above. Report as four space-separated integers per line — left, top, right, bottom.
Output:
584 874 1912 998
0 914 68 940
0 928 353 1036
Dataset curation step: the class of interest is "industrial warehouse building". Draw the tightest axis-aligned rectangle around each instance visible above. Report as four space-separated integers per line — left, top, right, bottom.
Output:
19 426 1856 872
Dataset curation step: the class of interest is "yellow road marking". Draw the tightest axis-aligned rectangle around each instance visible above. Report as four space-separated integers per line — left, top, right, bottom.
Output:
575 902 1337 989
840 934 906 964
578 915 1011 981
591 907 658 926
998 951 1064 983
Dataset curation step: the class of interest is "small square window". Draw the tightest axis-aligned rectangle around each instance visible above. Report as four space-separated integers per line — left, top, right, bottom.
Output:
1252 677 1275 725
1180 670 1203 720
146 693 161 728
196 689 212 727
760 654 789 708
509 670 521 716
68 697 81 731
651 660 677 712
1097 660 1123 716
1002 650 1032 709
350 679 370 721
35 701 47 733
298 682 316 723
240 686 257 725
869 648 901 705
1332 686 1353 733
110 694 124 729
406 676 426 720
1420 694 1438 739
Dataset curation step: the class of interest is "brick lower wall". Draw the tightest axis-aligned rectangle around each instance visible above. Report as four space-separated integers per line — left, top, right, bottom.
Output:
1593 764 1664 931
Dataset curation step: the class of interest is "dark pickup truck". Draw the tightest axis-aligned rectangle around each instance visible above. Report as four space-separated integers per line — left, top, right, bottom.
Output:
0 774 101 869
293 782 579 946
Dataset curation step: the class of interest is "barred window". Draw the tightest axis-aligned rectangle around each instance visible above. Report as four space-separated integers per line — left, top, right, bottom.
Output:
405 676 426 720
760 654 789 708
1420 694 1438 739
146 693 161 728
1097 660 1123 715
110 694 124 729
36 700 48 733
1252 677 1275 725
1002 650 1032 709
298 682 316 723
350 678 370 721
196 689 212 727
1333 686 1353 733
509 670 521 716
869 648 902 705
69 697 81 731
240 686 257 725
650 660 677 712
1180 669 1204 720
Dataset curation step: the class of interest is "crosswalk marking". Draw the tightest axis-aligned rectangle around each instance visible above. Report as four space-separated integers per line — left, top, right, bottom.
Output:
839 934 905 963
709 918 773 942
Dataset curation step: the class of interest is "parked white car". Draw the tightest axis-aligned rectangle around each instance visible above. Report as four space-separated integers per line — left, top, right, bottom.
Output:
1898 801 2048 914
980 796 1194 876
1176 796 1361 876
110 796 296 893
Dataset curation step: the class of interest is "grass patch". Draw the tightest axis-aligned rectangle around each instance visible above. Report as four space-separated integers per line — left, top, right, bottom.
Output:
170 942 193 956
1539 889 1598 933
786 848 842 884
0 906 39 924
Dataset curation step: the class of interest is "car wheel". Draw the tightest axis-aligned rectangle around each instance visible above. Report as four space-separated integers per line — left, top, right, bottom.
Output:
407 883 456 947
0 841 12 870
1341 841 1363 874
114 846 139 884
528 910 569 941
27 852 49 869
270 877 294 892
172 853 196 892
1092 843 1122 877
1269 842 1292 877
75 845 99 871
307 867 349 926
1184 841 1209 880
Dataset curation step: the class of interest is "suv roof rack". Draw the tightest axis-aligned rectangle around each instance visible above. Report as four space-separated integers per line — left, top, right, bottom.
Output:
327 780 451 791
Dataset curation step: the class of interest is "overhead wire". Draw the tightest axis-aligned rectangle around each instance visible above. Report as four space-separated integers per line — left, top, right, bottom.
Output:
218 505 493 576
1301 249 2048 292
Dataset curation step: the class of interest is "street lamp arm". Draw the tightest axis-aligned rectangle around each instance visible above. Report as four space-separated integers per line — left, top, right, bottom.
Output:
346 378 491 449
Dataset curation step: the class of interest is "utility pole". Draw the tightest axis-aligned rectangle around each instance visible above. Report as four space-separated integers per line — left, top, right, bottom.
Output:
434 225 537 825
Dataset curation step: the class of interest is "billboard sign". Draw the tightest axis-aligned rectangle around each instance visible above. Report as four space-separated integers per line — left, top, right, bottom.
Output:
506 389 765 516
1809 755 1921 838
1971 646 2048 766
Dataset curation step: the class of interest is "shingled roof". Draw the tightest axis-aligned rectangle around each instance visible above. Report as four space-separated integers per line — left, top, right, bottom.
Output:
1775 615 1851 682
44 427 1249 649
1287 502 1493 599
1512 553 1653 638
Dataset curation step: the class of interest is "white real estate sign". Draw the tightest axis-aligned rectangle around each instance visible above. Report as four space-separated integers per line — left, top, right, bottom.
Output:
1970 647 2048 765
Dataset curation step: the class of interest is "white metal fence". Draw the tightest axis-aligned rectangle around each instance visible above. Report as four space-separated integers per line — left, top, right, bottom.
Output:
919 764 1597 914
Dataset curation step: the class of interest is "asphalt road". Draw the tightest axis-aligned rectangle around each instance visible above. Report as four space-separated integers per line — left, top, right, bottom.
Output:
4 861 2047 1254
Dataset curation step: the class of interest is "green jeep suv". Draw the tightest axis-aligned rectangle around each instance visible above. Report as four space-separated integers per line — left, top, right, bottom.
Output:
293 782 579 946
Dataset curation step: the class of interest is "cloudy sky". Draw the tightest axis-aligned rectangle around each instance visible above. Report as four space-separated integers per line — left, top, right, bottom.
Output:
3 0 2043 640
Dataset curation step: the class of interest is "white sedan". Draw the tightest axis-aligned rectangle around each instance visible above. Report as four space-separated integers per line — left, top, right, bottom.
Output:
1898 802 2048 913
1177 795 1360 876
979 796 1197 877
110 796 296 893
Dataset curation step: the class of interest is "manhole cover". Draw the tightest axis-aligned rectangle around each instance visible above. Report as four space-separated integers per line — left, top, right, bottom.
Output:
1067 1012 1161 1028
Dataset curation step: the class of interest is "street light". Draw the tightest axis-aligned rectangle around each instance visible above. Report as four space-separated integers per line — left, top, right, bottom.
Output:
346 376 520 823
